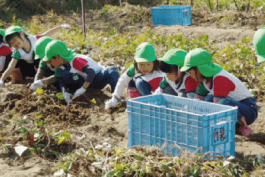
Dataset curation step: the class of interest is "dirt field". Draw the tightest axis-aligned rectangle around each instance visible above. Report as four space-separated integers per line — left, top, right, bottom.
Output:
1 5 265 176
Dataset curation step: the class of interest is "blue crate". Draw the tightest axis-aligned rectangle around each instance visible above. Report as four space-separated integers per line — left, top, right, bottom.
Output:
127 93 237 159
151 5 192 26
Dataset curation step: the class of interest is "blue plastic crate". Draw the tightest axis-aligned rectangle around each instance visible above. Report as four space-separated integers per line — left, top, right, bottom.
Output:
127 94 237 159
151 5 192 26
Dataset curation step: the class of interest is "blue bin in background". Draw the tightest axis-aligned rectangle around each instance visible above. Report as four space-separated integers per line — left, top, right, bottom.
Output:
151 5 192 26
127 94 237 159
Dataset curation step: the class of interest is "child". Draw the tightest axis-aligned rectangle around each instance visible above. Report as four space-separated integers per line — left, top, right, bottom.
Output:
105 42 165 109
180 48 258 137
42 40 120 104
30 36 60 91
0 29 12 73
253 27 265 63
154 48 199 98
0 24 70 86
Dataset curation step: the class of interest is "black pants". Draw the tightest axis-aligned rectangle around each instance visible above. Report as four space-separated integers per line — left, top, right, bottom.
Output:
15 59 40 78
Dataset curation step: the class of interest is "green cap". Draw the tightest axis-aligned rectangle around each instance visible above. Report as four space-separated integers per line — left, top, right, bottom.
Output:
253 27 265 63
34 36 53 60
43 40 76 62
158 49 187 67
180 48 222 77
4 26 31 42
0 29 5 37
134 42 156 63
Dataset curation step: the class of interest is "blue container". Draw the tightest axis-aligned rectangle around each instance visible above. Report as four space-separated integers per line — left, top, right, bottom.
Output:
127 94 237 159
151 5 192 26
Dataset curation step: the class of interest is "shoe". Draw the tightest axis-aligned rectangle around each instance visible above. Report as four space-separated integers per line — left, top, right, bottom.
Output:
238 116 253 137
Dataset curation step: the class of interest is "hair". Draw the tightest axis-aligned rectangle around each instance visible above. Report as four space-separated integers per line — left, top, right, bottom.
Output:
187 66 211 81
159 61 179 73
5 32 29 46
134 59 160 74
0 35 3 43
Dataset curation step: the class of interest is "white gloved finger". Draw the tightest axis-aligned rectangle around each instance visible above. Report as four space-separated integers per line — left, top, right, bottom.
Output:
30 80 44 90
73 87 86 99
60 24 71 30
0 79 4 87
105 96 118 109
64 92 72 103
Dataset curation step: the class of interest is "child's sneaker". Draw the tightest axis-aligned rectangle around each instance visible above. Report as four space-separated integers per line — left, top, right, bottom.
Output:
237 116 253 137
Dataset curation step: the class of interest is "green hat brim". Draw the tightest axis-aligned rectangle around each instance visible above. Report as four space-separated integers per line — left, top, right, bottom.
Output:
198 62 222 77
257 54 265 63
42 55 50 62
158 57 184 67
180 65 191 72
135 57 156 63
34 54 43 60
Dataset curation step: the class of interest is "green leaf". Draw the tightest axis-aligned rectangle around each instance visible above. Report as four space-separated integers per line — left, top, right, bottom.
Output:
242 38 250 45
20 127 28 133
56 92 65 100
36 88 44 95
62 130 71 139
3 120 10 125
116 164 122 170
116 148 123 155
0 137 2 140
92 98 96 104
107 170 115 177
36 115 42 119
36 120 43 126
134 155 142 161
116 171 123 177
58 137 65 145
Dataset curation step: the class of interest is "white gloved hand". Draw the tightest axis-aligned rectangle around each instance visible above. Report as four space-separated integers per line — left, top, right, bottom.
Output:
30 80 44 90
73 87 86 99
60 24 71 30
64 92 72 104
0 79 4 87
105 96 118 109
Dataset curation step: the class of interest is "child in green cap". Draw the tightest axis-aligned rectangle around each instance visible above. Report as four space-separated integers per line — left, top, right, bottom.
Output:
0 24 70 86
43 40 120 104
0 29 12 73
29 36 61 91
154 49 199 98
180 48 258 137
105 42 165 109
253 27 265 63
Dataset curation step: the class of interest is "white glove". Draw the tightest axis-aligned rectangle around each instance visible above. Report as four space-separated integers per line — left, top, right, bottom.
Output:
30 80 44 90
0 79 4 87
64 92 72 104
105 96 118 109
73 87 86 99
60 24 71 30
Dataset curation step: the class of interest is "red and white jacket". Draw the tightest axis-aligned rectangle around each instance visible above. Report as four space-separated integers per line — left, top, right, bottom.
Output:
199 70 253 101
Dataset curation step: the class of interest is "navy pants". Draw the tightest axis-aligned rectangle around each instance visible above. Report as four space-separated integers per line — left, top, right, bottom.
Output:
60 66 119 93
128 77 152 96
204 94 258 125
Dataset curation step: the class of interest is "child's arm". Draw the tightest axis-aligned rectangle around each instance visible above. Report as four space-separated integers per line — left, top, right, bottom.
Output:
34 67 45 82
213 76 235 103
194 82 209 100
153 77 168 95
41 24 70 36
0 56 6 72
0 58 18 85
